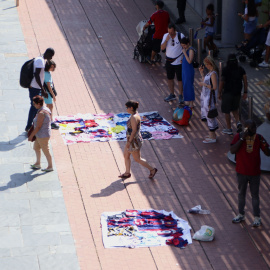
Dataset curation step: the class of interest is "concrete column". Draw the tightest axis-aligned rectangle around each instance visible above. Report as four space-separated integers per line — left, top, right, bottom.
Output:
221 0 243 45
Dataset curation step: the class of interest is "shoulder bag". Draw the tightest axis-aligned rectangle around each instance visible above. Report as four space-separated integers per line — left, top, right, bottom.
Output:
207 90 218 119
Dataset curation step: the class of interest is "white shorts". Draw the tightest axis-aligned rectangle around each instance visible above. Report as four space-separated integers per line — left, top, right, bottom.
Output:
266 30 270 46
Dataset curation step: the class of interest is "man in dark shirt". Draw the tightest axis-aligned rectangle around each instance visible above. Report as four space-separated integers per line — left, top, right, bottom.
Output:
230 119 270 227
218 54 247 135
143 1 170 64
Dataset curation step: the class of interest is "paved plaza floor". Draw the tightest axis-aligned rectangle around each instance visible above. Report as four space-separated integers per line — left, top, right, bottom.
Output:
0 0 269 269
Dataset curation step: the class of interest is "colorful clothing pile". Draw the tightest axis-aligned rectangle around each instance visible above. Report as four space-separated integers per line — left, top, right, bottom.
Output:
55 111 183 144
101 209 192 248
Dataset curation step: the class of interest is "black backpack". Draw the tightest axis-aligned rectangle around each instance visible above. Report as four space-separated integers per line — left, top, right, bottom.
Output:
20 58 35 88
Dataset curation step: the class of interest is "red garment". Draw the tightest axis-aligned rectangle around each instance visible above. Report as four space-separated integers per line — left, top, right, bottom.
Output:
231 133 269 175
148 10 170 39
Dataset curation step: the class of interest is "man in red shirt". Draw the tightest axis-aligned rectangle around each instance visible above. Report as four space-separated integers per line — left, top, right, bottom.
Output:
230 119 270 227
143 1 170 64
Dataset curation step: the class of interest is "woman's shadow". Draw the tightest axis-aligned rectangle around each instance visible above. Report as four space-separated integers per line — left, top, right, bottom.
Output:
0 170 45 191
0 132 27 151
91 179 137 198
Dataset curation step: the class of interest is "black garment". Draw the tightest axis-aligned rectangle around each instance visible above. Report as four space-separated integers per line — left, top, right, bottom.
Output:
221 66 246 96
177 0 186 20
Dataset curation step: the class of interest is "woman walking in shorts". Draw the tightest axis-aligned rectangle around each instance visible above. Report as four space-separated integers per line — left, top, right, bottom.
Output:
118 100 157 179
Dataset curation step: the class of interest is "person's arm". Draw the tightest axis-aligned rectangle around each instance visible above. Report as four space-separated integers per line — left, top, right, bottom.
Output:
260 136 270 156
143 22 150 31
126 116 138 147
161 34 170 51
46 82 56 102
242 74 248 100
218 80 224 100
183 49 194 64
34 68 48 98
28 112 45 141
259 20 270 28
230 132 247 154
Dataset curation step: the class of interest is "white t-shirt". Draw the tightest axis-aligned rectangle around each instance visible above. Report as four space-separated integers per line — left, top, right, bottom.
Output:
244 7 256 21
161 32 185 65
30 56 45 89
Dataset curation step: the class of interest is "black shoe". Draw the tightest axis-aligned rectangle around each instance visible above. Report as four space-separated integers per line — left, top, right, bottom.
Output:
51 123 59 130
176 18 186 24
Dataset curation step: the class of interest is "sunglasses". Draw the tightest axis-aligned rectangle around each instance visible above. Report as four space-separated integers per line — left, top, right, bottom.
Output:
171 39 175 46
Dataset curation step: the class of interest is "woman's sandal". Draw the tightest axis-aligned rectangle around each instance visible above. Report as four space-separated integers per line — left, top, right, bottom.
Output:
118 173 131 179
30 164 41 170
149 168 158 179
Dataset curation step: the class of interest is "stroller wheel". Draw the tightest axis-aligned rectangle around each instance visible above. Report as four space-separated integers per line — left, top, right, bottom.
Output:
138 54 145 63
239 56 246 62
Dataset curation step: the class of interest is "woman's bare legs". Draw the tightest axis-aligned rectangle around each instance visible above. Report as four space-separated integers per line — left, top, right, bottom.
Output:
123 145 131 174
47 104 53 121
132 150 154 171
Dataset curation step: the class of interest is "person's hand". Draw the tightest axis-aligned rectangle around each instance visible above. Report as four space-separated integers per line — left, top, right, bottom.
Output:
238 13 242 17
28 134 33 141
182 48 186 54
242 93 247 100
53 96 56 103
240 127 249 140
42 88 48 98
198 82 204 87
196 27 201 31
165 34 171 42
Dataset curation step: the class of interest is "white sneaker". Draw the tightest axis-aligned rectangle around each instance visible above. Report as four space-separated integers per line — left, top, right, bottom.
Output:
258 61 269 68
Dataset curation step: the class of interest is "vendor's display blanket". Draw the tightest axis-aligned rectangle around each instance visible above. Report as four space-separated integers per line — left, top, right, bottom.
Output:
101 209 192 249
55 111 183 144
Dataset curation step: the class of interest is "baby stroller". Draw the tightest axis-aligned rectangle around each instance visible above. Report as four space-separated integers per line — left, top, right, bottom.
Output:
133 20 162 63
236 28 267 67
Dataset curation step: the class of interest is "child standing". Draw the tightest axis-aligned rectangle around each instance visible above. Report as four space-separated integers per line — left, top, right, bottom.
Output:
201 4 218 57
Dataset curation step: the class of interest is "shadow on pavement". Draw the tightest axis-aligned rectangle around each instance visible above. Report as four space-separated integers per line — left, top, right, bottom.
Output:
91 179 137 198
0 170 45 191
0 132 27 151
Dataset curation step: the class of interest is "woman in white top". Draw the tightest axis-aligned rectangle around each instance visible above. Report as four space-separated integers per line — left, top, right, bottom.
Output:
199 56 219 144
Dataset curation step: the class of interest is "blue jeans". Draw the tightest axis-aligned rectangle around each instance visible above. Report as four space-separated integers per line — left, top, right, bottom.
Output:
26 87 41 130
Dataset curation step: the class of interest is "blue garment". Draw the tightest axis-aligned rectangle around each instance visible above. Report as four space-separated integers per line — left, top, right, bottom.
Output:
182 48 195 101
26 87 41 130
44 71 53 104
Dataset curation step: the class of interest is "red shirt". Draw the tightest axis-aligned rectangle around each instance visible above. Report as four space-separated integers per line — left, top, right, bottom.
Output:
148 10 170 39
231 133 269 175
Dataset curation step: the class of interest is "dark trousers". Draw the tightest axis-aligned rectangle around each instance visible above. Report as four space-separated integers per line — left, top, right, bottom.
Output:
237 173 260 217
26 87 41 130
177 0 186 19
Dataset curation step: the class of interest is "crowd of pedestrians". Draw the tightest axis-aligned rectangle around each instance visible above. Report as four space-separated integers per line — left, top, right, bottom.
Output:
22 1 270 229
136 0 270 227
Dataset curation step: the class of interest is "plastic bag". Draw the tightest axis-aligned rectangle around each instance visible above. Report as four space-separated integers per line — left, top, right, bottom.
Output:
187 205 210 214
193 225 215 241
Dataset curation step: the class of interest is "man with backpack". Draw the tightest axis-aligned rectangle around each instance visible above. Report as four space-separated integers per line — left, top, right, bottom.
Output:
24 48 55 132
161 23 185 104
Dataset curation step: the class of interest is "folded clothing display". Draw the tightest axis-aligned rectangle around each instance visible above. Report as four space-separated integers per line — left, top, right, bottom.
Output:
54 111 183 145
101 209 192 249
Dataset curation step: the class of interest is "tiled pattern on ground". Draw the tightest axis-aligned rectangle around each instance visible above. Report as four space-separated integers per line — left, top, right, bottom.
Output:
17 0 270 269
0 1 80 270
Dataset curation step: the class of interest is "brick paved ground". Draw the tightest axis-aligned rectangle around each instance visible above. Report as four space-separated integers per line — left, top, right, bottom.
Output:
17 0 270 269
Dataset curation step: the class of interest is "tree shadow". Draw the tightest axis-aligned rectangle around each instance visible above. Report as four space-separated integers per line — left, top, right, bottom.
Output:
91 179 137 198
0 132 27 151
0 170 45 191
